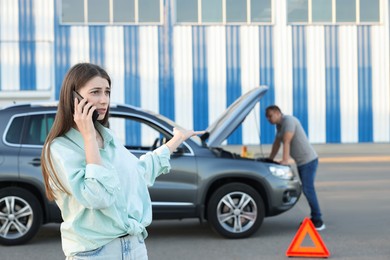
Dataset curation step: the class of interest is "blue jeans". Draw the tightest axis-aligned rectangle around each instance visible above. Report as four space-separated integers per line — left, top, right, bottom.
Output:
66 234 148 260
297 158 322 221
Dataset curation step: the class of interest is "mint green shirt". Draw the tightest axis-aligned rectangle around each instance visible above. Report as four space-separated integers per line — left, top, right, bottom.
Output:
48 123 171 256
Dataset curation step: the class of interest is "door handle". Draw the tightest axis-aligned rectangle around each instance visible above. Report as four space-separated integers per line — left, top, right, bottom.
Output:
28 158 41 167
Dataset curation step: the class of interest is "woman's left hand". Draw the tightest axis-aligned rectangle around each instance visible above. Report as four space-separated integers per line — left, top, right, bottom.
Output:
165 127 205 154
173 127 205 142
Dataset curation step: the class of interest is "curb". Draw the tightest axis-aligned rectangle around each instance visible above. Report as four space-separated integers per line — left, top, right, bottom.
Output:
319 156 390 163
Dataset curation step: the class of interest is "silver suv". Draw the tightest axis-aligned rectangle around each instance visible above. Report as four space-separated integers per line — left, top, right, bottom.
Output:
0 86 301 245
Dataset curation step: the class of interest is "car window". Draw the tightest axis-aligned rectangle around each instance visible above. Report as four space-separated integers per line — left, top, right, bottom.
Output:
5 116 25 144
22 114 55 145
109 116 169 151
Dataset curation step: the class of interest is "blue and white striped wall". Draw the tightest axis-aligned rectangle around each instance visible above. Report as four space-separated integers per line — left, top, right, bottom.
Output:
0 0 389 144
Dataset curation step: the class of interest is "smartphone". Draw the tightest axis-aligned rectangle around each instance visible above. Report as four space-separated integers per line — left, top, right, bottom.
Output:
73 91 99 123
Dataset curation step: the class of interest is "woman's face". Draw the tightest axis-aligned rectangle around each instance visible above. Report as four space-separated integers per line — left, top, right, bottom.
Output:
78 76 111 121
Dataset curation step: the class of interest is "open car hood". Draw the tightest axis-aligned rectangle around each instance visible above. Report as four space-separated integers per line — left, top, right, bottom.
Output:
204 86 268 147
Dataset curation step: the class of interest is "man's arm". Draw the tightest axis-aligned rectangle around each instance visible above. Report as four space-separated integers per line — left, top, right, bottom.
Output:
280 131 294 165
269 137 282 160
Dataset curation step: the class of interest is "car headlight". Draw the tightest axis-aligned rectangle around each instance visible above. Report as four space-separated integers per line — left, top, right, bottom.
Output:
269 165 294 180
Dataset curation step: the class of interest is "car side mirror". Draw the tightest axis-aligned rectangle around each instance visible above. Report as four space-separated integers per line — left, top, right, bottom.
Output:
173 145 186 156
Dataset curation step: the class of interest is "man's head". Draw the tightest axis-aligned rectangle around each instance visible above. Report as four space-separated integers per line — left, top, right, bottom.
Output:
265 105 283 125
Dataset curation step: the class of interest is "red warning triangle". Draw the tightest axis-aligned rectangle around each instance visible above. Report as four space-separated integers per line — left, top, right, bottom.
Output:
286 217 330 258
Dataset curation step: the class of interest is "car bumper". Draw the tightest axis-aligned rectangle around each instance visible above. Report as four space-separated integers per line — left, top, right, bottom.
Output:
266 178 302 216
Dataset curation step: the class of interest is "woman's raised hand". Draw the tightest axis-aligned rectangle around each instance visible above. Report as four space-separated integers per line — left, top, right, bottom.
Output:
165 127 205 154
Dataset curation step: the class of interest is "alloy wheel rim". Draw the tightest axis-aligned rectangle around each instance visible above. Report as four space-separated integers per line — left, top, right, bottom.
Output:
0 196 34 239
216 191 257 233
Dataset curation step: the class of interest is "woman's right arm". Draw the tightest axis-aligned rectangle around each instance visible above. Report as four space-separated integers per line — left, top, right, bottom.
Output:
50 140 119 209
73 97 102 165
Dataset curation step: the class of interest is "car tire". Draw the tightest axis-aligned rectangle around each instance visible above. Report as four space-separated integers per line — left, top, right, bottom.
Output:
0 187 43 245
207 182 265 238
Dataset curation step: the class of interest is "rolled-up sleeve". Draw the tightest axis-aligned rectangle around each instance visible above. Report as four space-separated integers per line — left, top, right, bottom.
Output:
138 145 171 186
50 141 120 209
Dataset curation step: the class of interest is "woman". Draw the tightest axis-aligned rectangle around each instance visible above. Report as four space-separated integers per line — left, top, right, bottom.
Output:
41 63 202 259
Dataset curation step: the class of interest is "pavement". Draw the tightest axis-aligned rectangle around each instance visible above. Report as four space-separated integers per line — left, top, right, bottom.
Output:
223 142 390 163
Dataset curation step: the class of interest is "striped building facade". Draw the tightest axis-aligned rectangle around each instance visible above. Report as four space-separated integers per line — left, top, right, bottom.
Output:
0 0 389 145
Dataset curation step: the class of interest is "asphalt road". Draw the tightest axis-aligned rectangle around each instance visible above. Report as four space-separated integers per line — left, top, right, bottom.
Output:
1 144 389 260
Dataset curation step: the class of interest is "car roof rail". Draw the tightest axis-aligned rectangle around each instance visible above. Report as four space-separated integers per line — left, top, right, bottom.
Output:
30 102 58 107
1 101 58 110
1 103 32 110
112 103 140 110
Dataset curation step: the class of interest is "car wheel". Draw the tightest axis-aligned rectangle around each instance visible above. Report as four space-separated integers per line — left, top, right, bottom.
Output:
207 182 265 238
0 187 42 245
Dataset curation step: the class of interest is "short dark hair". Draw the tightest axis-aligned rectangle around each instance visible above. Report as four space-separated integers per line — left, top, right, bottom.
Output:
265 105 282 114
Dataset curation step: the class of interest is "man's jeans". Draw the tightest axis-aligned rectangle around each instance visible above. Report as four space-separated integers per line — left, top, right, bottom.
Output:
297 158 322 221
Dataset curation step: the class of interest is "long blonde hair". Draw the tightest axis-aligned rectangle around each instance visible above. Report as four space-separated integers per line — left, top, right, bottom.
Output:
41 63 111 201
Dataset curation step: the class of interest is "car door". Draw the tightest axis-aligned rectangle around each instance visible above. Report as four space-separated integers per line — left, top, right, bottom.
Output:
17 112 55 195
1 115 24 181
108 115 198 218
15 112 61 221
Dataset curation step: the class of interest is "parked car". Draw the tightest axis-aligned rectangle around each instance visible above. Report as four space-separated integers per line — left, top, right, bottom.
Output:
0 86 301 245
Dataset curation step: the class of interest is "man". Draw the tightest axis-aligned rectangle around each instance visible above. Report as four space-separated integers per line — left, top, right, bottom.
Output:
265 105 325 230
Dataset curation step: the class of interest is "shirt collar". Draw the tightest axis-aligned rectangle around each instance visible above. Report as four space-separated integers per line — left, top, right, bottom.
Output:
276 115 284 127
96 123 116 148
65 122 117 149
